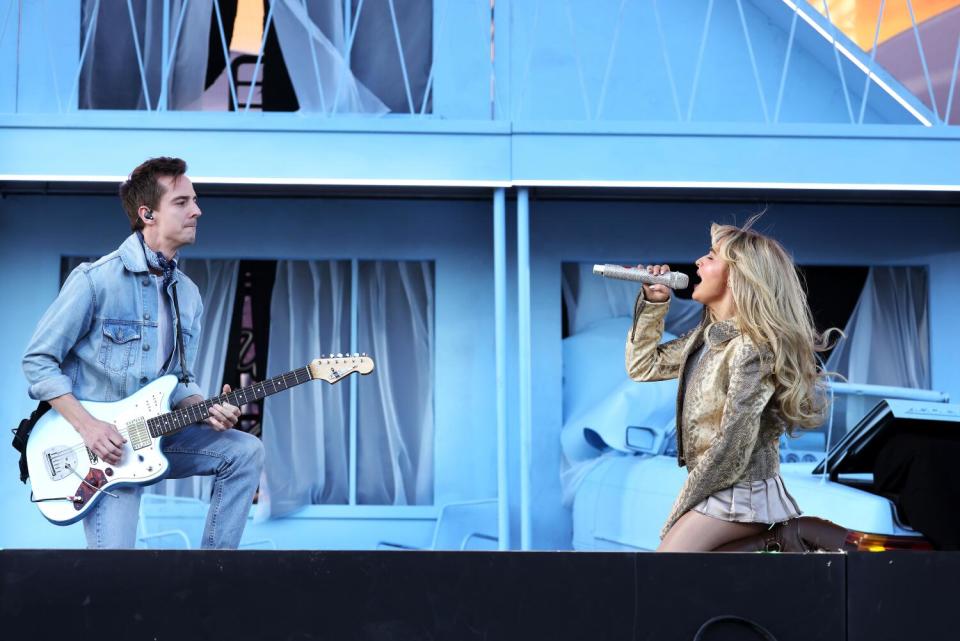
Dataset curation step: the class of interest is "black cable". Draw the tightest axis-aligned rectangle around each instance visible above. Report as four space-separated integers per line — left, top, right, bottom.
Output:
693 615 779 641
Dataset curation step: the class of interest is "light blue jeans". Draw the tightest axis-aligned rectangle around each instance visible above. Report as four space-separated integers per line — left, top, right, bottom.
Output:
82 425 264 549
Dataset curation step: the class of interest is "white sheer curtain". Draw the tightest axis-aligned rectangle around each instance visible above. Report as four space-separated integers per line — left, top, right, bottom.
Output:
150 259 240 498
259 260 434 516
357 261 434 505
272 0 388 114
561 263 702 337
80 0 213 110
826 266 930 388
260 261 351 517
344 0 433 114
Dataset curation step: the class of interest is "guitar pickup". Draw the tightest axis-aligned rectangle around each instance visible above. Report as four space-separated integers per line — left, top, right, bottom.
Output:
126 416 152 450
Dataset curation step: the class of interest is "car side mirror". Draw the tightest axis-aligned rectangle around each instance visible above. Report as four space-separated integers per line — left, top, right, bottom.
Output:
625 425 665 456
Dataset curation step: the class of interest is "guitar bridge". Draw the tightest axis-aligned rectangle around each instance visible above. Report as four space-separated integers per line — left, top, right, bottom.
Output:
43 447 78 481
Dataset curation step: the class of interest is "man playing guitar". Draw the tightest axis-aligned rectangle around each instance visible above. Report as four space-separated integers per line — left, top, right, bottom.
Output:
22 157 264 549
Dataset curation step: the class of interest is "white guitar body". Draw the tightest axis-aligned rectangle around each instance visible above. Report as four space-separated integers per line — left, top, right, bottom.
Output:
25 354 375 526
27 376 178 525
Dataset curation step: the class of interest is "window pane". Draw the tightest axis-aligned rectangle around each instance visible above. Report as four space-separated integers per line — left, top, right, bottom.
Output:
357 260 435 505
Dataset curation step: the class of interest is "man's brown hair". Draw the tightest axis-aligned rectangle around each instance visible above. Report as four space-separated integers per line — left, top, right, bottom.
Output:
119 157 188 231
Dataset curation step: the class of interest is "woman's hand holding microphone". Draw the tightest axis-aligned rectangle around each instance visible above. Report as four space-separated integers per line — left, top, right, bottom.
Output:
642 264 673 303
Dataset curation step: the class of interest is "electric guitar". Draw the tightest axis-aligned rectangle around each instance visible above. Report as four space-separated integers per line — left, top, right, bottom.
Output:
26 354 374 525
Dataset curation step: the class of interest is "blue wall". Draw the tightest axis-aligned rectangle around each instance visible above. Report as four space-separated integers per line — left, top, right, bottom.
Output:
508 0 912 123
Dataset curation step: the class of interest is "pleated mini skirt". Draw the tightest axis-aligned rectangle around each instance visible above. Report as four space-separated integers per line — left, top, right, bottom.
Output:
692 474 802 524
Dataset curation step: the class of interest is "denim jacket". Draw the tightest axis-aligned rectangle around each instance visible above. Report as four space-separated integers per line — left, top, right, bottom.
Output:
23 233 204 406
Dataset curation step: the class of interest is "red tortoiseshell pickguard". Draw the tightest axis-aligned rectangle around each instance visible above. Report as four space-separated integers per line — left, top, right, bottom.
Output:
73 469 108 511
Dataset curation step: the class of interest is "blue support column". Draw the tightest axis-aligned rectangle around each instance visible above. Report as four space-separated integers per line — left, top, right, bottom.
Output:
493 187 509 550
517 188 532 550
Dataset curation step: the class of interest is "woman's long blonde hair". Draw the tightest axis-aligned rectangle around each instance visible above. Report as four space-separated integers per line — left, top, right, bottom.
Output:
711 217 837 430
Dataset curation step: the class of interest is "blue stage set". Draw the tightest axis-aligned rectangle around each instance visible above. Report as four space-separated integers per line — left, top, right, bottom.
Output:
1 0 960 637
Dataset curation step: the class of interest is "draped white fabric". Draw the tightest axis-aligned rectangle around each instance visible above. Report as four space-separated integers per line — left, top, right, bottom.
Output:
150 259 240 498
561 263 702 337
826 266 930 388
78 0 387 114
260 261 351 517
259 260 434 516
357 261 434 505
272 0 388 114
342 0 433 114
80 0 213 110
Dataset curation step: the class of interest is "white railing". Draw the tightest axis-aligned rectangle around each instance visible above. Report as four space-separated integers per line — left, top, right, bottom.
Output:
2 0 956 124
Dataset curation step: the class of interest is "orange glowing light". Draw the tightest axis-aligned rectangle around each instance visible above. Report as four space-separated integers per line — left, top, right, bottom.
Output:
806 0 960 50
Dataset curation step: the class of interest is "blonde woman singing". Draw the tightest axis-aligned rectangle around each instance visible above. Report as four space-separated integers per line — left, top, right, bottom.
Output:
627 219 838 552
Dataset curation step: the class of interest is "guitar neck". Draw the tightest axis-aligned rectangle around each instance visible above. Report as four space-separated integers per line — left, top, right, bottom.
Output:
147 366 313 438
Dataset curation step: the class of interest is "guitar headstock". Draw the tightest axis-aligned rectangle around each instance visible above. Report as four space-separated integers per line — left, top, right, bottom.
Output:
308 353 375 384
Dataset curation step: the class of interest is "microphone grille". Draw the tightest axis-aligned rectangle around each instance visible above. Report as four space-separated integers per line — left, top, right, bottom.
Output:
670 271 690 289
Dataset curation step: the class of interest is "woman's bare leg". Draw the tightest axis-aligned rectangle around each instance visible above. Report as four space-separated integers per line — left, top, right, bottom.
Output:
656 510 768 552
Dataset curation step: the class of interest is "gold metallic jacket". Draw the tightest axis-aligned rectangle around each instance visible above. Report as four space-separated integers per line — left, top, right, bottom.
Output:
625 297 785 538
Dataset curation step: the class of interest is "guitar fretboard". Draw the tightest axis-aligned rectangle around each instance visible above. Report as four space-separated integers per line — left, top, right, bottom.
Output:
147 366 313 437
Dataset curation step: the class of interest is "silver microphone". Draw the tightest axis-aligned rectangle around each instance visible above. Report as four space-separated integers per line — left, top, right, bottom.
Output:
592 264 690 290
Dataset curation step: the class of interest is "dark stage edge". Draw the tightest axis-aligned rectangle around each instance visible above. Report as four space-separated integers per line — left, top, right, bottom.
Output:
1 550 956 641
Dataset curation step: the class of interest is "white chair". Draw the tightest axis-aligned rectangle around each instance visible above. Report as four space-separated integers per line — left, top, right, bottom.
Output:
137 493 276 550
136 493 199 549
378 499 500 551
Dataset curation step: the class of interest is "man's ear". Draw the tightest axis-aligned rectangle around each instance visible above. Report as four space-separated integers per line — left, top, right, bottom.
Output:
138 205 155 225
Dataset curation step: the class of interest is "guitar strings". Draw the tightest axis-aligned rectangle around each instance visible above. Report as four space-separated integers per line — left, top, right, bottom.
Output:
45 368 317 461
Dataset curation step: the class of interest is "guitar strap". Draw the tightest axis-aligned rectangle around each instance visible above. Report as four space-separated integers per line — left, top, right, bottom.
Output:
11 401 50 483
170 282 194 385
139 231 192 385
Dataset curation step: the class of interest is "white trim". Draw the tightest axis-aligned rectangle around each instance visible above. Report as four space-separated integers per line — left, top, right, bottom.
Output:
269 505 440 520
0 175 513 188
2 175 958 192
0 175 128 182
148 503 441 520
780 0 933 127
195 177 513 187
512 179 960 191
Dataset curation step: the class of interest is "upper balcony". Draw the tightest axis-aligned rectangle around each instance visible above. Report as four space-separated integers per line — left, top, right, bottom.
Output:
1 0 958 189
